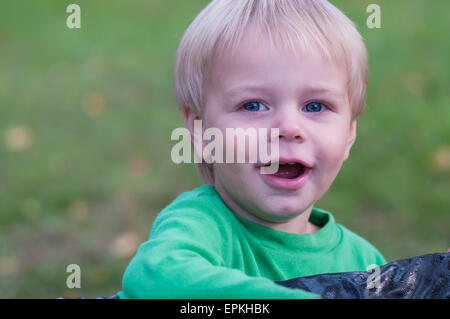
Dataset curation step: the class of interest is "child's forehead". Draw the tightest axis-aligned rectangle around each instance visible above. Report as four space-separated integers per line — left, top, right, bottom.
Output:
211 31 346 81
212 25 345 73
206 59 348 112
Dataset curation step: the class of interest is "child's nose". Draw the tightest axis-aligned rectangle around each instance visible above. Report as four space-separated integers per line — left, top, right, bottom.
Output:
273 108 305 143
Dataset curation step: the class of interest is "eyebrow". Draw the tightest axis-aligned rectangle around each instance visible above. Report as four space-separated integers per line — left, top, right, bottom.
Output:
225 84 345 100
301 87 346 100
225 85 270 97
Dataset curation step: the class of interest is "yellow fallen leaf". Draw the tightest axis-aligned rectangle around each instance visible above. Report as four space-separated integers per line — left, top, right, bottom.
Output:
0 256 19 276
127 156 149 178
433 145 450 172
67 200 89 221
82 92 107 117
4 125 33 151
110 231 140 259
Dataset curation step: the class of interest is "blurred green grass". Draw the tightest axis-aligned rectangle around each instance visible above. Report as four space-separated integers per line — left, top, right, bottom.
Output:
0 0 448 298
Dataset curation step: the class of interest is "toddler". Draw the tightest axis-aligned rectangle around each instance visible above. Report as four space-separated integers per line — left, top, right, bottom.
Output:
118 0 386 299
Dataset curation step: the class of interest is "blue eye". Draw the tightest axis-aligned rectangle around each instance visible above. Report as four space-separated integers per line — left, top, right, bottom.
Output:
303 102 326 113
243 101 268 112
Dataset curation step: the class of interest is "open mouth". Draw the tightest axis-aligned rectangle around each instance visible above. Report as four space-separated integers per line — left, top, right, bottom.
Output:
258 159 311 190
260 162 307 179
258 160 311 190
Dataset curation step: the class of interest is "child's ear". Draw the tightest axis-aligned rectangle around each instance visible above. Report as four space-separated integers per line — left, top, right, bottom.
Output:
182 107 202 143
343 120 357 161
183 107 206 162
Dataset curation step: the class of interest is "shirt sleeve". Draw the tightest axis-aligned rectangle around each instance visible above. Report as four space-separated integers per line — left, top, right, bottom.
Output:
118 206 320 299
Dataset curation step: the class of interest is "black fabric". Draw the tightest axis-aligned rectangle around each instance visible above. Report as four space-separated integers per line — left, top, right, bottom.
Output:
276 253 449 299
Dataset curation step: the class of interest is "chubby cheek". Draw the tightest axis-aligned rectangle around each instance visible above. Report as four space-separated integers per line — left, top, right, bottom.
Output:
313 131 349 185
215 162 256 186
213 162 263 210
205 120 270 164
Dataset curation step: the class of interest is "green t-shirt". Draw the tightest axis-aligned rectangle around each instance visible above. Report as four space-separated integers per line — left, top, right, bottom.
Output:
118 184 386 299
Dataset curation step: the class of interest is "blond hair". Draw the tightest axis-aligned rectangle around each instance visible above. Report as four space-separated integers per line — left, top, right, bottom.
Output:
174 0 369 185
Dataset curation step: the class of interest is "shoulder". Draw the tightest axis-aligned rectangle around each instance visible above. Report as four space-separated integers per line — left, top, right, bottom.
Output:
150 184 234 242
336 223 387 267
162 184 222 212
155 184 224 222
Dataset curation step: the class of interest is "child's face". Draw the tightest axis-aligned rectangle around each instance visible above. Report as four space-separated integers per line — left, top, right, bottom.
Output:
194 29 357 233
